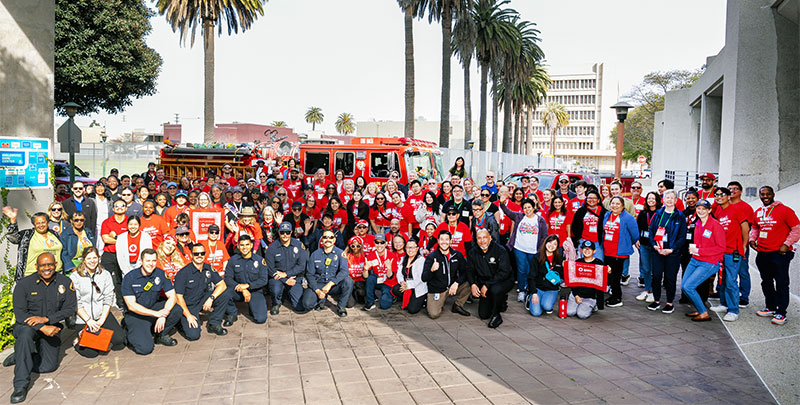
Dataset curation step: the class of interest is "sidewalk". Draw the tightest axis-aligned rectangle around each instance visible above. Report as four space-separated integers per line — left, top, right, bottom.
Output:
0 277 775 404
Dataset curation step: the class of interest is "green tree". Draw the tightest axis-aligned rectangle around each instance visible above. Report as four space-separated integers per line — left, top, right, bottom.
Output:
305 107 324 131
270 121 288 128
398 0 417 139
541 101 569 157
335 113 356 136
472 0 518 152
54 0 162 116
610 69 703 161
156 0 267 144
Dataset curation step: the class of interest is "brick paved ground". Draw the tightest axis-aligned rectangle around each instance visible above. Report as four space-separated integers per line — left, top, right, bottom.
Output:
0 281 776 405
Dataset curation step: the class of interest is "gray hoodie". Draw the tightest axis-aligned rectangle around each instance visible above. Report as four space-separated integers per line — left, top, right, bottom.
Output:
69 270 115 323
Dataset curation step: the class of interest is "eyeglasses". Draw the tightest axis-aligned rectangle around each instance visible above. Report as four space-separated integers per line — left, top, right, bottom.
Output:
72 219 85 223
209 231 219 235
447 213 458 216
350 244 362 248
72 186 84 190
714 193 725 197
192 251 206 256
631 186 642 189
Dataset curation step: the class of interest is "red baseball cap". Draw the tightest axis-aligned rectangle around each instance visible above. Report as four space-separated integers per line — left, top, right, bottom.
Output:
348 236 364 246
700 172 716 180
357 219 369 227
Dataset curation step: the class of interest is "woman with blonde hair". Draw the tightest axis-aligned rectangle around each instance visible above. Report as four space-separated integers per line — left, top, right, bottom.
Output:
364 182 379 207
156 234 186 281
69 247 127 358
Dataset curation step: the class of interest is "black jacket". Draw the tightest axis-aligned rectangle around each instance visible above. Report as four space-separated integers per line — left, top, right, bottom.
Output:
13 272 77 329
527 247 564 293
62 196 98 233
570 205 607 246
636 209 658 246
421 248 468 294
466 242 512 287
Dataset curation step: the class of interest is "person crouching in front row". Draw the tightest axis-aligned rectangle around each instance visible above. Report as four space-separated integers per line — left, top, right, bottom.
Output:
566 241 604 319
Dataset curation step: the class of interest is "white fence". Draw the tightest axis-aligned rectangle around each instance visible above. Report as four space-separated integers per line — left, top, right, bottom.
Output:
54 142 162 178
440 148 567 183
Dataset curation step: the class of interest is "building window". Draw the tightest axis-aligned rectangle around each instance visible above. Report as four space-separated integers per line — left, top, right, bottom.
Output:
335 152 355 176
370 152 399 178
304 151 330 175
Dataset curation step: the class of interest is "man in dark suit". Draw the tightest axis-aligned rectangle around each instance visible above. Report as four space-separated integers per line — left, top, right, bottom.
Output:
61 181 98 233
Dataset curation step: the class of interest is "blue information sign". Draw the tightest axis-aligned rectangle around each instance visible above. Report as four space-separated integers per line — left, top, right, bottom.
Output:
0 138 51 189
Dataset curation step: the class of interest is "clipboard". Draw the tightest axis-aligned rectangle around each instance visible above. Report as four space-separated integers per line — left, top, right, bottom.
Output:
77 325 114 352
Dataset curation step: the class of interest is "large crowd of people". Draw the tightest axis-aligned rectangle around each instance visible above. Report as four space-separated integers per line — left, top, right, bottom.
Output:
4 158 799 403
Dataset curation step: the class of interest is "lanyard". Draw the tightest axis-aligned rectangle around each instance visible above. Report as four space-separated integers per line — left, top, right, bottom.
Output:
475 214 486 228
658 211 673 228
764 204 777 219
646 210 656 226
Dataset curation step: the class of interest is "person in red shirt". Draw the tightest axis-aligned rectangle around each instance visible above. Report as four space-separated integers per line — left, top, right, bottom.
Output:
115 216 153 277
657 179 686 211
201 224 229 275
567 181 588 214
390 192 413 236
164 191 192 229
749 186 800 325
434 207 473 257
282 168 304 202
318 183 339 211
727 181 755 306
527 175 545 204
680 199 726 322
312 168 330 201
100 199 129 308
546 196 572 247
156 234 186 281
369 194 394 234
711 187 750 321
344 236 368 306
697 173 717 200
362 233 398 311
220 163 239 187
570 190 606 259
140 201 169 248
630 181 645 216
353 220 376 253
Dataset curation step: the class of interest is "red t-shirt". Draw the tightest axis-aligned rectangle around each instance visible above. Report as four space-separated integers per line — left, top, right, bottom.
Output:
407 193 425 211
495 201 521 235
433 222 472 256
713 204 747 255
733 201 755 224
370 204 395 228
340 192 353 206
313 181 329 200
567 197 585 214
359 234 376 254
127 232 142 264
140 215 169 248
303 206 321 222
546 210 573 244
158 258 184 281
223 176 238 187
331 209 348 228
283 179 304 202
164 204 191 230
202 239 230 274
581 207 602 243
347 254 367 282
101 215 129 253
366 250 399 287
753 203 800 252
603 213 624 258
631 197 646 216
697 188 716 200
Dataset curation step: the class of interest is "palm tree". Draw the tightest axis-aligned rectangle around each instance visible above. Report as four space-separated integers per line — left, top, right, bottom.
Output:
398 0 417 138
453 5 477 149
156 0 267 144
271 121 288 128
541 101 569 157
335 113 356 136
417 0 468 148
500 18 543 153
472 0 518 151
305 107 324 131
526 67 550 154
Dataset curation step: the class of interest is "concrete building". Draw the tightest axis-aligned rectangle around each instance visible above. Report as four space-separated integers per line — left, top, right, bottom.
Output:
528 63 619 171
355 119 478 149
652 0 799 194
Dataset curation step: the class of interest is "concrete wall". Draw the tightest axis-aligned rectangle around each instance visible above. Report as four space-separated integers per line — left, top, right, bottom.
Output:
774 8 800 189
652 89 696 181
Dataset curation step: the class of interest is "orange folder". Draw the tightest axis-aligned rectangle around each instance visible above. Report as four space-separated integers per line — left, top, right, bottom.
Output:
77 326 114 352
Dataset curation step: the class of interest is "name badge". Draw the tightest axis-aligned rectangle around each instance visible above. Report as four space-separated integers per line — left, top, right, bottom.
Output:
642 231 649 238
462 210 470 217
703 229 712 239
143 282 153 291
604 233 614 241
759 231 768 239
325 258 332 266
454 232 463 240
589 226 597 233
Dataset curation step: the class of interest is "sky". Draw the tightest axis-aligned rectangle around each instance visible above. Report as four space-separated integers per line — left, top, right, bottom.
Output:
67 0 727 143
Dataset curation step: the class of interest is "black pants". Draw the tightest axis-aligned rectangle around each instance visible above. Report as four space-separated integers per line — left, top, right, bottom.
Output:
74 316 127 358
651 253 681 303
349 280 367 307
605 256 626 300
101 251 124 308
756 251 794 316
124 301 182 355
182 289 234 341
477 279 514 319
390 285 426 314
13 324 62 389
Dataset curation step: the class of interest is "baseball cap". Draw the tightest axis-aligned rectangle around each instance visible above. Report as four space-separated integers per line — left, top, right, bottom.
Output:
175 226 190 235
292 201 303 209
279 222 293 232
167 182 178 188
356 219 369 227
580 240 596 250
266 178 276 184
199 177 208 182
696 199 712 209
230 186 243 194
175 190 188 198
247 178 257 184
700 172 716 180
208 224 220 233
374 233 387 243
444 206 458 214
290 167 299 172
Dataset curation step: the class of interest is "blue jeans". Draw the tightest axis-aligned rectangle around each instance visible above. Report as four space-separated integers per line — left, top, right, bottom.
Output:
681 258 720 314
578 240 604 262
529 289 559 317
622 258 630 277
740 249 751 303
365 273 393 309
514 249 537 292
721 254 741 314
639 245 655 291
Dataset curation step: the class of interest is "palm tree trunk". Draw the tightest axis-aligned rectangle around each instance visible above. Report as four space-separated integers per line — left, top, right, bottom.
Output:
404 5 415 139
463 58 472 149
502 80 512 153
513 110 520 154
312 122 316 131
479 63 488 151
491 79 498 153
526 106 533 155
203 18 215 144
438 3 453 148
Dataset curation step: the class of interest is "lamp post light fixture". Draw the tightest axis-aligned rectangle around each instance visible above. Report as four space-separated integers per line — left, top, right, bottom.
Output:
63 102 81 184
467 140 475 180
101 126 108 177
610 101 634 180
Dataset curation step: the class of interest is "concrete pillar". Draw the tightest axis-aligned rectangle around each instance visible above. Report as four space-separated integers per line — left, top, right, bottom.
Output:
698 93 722 173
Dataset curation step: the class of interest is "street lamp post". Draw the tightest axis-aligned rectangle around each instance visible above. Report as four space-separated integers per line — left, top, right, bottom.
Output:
610 101 634 180
467 140 475 180
63 102 80 184
101 126 108 177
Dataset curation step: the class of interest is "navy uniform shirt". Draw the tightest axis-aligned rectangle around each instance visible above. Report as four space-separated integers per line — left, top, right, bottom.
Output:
13 272 77 330
225 253 268 290
121 268 174 309
265 238 308 278
306 247 348 291
173 262 222 307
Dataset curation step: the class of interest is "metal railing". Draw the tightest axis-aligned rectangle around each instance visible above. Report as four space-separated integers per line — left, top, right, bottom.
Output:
440 148 568 183
54 142 162 178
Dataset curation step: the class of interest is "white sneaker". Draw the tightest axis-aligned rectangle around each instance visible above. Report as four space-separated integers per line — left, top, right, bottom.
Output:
645 293 655 303
710 305 727 313
723 313 739 322
517 291 526 302
635 291 648 301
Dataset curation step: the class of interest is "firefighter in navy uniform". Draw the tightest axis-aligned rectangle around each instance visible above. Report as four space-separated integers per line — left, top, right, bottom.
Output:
224 235 270 324
9 253 77 404
302 229 353 317
122 248 183 355
173 243 233 340
267 222 310 315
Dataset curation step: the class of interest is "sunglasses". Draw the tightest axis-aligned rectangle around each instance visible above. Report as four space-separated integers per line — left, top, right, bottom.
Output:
321 236 335 240
374 241 386 245
447 213 458 216
481 194 490 197
350 244 362 248
279 231 292 235
91 280 101 294
486 176 494 179
72 187 84 190
209 231 220 235
559 180 569 184
51 208 62 211
192 251 206 256
72 219 85 223
278 193 287 196
714 194 725 197
177 233 190 237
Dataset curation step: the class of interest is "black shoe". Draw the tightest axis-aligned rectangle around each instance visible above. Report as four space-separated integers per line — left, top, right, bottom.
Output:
155 335 178 347
488 315 503 329
678 296 690 304
647 302 660 311
661 304 675 314
451 304 471 316
2 353 15 367
606 299 623 308
620 275 631 286
739 299 750 308
207 324 228 336
337 308 348 317
10 387 27 404
637 277 645 288
315 301 326 311
223 315 236 327
270 305 280 316
362 302 376 311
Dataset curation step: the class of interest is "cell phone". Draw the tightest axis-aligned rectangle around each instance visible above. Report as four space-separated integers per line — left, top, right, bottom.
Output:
86 327 101 335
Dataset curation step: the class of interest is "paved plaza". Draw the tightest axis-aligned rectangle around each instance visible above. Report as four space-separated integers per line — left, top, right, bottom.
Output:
0 278 777 405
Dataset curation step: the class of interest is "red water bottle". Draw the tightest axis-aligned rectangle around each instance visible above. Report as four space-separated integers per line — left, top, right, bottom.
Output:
558 298 567 318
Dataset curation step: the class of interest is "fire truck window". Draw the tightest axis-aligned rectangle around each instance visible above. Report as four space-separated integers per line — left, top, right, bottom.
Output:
304 151 330 175
370 152 397 178
335 152 355 176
